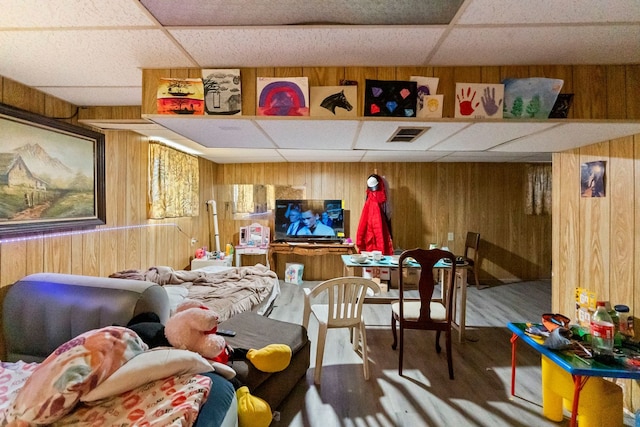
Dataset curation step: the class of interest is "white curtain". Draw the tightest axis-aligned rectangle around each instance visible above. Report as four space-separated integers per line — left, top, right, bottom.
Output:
525 164 552 215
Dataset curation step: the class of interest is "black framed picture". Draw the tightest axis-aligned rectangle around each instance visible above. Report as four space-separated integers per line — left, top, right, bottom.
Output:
0 103 106 238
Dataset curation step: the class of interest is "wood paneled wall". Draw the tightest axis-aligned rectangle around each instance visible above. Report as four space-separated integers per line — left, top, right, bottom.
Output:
141 65 640 120
0 77 218 356
211 162 552 282
552 133 640 412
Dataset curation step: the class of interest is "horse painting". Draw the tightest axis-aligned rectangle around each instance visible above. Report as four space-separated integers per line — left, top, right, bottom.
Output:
320 90 353 115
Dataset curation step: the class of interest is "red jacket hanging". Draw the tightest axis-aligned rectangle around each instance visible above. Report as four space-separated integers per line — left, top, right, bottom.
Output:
356 178 393 255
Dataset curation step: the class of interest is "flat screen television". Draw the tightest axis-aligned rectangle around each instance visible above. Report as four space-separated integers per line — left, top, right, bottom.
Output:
274 199 345 242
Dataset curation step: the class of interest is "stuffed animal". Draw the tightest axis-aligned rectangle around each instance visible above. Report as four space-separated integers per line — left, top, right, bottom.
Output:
164 299 229 363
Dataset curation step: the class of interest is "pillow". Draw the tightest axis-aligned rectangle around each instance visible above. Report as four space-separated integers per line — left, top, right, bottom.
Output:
164 285 189 314
6 326 147 424
82 347 214 402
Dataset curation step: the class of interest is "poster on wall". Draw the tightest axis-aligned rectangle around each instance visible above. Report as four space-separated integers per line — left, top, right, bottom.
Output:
364 79 417 117
202 69 242 115
454 83 504 119
580 160 606 197
256 77 309 116
310 86 357 117
410 76 440 118
157 78 204 115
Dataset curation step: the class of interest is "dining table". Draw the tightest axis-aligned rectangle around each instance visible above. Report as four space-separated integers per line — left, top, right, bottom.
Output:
340 254 471 342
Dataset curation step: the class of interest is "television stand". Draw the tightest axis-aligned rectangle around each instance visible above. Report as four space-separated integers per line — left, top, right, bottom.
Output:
268 241 356 275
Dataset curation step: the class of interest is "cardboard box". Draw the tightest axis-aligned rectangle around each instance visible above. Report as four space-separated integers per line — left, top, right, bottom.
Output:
285 263 304 285
575 287 597 327
362 266 390 281
389 267 421 288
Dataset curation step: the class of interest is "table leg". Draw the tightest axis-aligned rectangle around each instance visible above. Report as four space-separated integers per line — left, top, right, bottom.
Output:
447 268 467 343
458 269 467 343
236 251 241 268
268 250 275 273
263 251 270 269
510 333 518 396
569 375 589 427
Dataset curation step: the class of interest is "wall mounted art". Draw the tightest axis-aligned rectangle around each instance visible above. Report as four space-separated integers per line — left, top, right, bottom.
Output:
549 93 574 119
157 78 204 115
502 78 563 119
455 83 504 119
0 103 105 237
310 86 357 117
256 77 309 116
202 69 242 115
410 76 440 118
420 95 444 118
364 79 417 117
581 160 606 198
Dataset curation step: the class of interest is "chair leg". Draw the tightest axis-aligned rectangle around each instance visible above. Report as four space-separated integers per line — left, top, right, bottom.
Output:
352 325 360 351
435 330 442 353
398 324 404 375
472 267 481 289
314 322 328 385
446 329 454 380
359 322 370 380
391 314 398 350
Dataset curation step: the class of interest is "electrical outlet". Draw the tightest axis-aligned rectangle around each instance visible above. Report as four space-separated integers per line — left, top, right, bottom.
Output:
190 238 197 246
447 232 454 241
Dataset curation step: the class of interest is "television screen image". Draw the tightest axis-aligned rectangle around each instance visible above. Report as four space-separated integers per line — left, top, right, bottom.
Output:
274 199 344 242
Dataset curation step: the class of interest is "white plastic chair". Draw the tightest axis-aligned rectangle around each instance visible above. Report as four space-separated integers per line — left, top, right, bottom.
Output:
303 277 380 384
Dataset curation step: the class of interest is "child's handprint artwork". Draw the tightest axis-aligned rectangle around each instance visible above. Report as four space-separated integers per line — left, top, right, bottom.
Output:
455 83 504 119
457 87 479 116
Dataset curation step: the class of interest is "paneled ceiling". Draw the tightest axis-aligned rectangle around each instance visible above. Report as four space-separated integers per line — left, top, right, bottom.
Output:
1 0 639 163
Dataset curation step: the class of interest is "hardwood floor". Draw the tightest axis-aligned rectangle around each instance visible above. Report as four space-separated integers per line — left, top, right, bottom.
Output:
267 279 635 427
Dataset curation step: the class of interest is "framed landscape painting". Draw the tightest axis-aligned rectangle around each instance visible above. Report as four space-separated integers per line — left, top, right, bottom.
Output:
0 103 106 238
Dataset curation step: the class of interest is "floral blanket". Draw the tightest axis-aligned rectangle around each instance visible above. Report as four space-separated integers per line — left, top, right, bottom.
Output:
0 327 212 427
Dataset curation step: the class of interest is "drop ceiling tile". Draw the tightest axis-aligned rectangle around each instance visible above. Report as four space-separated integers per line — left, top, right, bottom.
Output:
432 121 560 151
147 116 277 149
356 121 469 150
430 25 640 65
0 0 155 27
143 0 463 26
169 27 445 67
279 149 365 162
494 122 640 152
38 86 142 107
200 149 285 164
361 150 447 162
438 151 542 162
256 119 360 150
518 153 553 162
457 0 640 24
0 30 193 88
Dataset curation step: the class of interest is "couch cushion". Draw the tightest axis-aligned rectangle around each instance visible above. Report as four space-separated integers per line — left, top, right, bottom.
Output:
5 326 147 424
221 312 310 409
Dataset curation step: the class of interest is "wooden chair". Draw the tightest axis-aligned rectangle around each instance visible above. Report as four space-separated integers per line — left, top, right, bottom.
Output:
391 248 457 379
462 231 481 289
303 277 380 384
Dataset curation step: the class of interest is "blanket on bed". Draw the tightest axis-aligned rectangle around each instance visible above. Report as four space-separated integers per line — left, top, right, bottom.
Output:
110 265 277 321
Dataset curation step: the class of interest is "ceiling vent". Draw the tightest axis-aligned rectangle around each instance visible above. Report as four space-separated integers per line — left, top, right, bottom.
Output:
386 126 430 143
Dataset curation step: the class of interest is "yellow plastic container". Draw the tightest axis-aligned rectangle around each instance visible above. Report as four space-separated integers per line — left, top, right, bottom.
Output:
541 355 623 427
